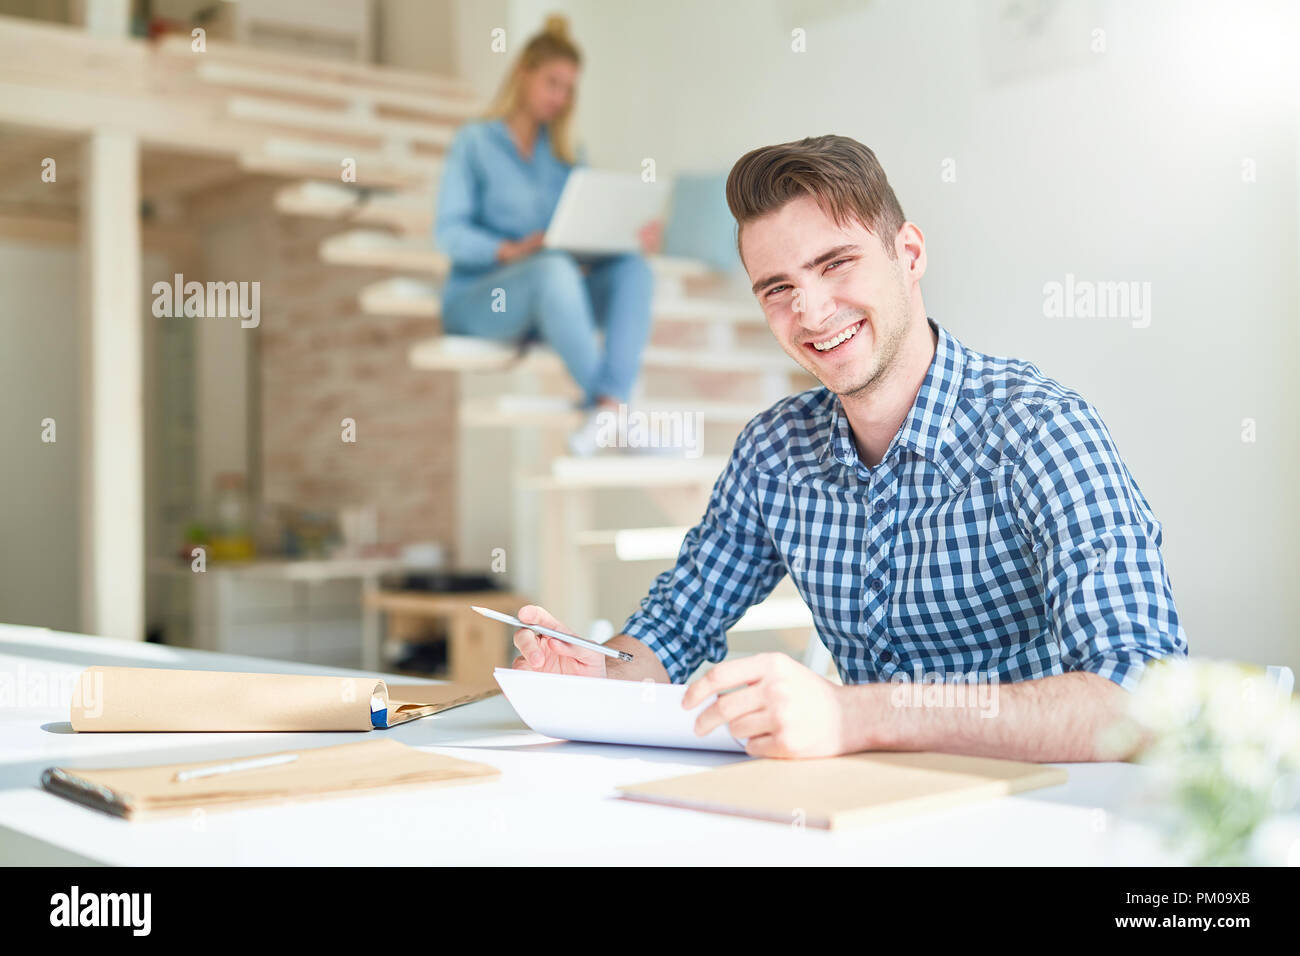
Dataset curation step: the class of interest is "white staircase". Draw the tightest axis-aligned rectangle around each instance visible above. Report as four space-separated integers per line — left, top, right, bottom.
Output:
192 40 822 661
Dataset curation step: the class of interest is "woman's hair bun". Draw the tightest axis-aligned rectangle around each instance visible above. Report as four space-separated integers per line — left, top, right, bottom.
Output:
543 14 568 38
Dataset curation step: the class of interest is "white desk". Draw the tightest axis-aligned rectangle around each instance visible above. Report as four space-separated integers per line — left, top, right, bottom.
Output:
0 623 1181 866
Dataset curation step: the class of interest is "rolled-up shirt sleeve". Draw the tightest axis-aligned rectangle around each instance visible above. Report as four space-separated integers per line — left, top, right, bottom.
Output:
433 128 506 268
621 425 788 682
1011 398 1188 691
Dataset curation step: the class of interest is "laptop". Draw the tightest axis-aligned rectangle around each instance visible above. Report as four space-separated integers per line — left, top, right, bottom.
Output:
543 168 667 256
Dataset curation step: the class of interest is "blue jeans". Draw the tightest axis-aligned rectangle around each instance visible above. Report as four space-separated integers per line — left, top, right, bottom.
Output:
441 250 654 405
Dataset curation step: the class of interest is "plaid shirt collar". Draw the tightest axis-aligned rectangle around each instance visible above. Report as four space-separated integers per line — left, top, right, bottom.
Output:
817 317 966 475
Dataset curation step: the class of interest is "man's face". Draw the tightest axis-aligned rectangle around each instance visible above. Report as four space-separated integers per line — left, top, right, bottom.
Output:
743 194 916 399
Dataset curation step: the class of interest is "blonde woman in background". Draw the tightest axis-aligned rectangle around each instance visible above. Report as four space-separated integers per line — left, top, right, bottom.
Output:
435 16 660 456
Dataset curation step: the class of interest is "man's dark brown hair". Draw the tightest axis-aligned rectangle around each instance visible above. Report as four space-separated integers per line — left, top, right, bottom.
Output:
725 134 906 261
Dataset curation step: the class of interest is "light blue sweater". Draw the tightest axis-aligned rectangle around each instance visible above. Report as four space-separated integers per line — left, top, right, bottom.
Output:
434 118 580 303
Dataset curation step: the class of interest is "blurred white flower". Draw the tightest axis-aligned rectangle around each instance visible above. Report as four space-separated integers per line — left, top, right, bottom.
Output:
1128 657 1200 732
1124 657 1300 865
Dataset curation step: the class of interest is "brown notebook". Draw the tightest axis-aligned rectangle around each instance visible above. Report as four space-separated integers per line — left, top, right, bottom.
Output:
618 751 1068 830
69 666 500 732
41 738 499 820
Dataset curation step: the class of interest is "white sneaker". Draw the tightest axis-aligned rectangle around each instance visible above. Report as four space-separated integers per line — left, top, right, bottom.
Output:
566 408 605 458
567 403 699 458
616 403 700 458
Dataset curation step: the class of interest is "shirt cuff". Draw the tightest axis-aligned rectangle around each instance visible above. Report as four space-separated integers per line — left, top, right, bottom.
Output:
620 607 693 684
1071 645 1185 692
435 226 503 270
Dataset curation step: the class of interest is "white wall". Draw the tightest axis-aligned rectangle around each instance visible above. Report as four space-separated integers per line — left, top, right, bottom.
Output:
374 0 456 74
448 0 511 100
0 237 173 631
504 0 1300 672
193 216 257 516
0 239 82 631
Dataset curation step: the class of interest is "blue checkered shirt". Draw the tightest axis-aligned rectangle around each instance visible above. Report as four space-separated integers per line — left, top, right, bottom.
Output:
622 318 1187 690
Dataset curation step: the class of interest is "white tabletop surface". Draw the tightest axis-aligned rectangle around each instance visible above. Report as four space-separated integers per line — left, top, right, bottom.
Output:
0 623 1185 866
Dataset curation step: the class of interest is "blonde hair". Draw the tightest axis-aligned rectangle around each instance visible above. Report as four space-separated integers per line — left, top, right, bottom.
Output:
483 15 582 165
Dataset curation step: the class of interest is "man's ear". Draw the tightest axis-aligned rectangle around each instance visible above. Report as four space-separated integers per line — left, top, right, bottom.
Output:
896 222 926 281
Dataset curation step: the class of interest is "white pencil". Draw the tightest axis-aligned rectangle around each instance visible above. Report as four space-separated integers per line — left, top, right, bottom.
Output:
174 753 299 783
471 605 634 663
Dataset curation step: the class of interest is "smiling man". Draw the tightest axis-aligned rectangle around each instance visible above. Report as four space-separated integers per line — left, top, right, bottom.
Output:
512 134 1187 762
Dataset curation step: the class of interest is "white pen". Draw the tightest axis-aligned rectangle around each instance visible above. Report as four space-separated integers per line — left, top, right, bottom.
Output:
470 605 634 663
174 753 299 783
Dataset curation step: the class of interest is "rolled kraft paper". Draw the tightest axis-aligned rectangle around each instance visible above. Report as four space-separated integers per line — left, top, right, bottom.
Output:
69 666 385 732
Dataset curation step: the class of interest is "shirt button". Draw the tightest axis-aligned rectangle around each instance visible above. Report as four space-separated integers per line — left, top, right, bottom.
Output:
879 649 893 662
874 499 887 514
869 577 883 591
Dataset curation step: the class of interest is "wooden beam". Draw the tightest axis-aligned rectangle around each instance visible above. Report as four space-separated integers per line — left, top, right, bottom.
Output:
0 16 477 162
79 130 143 640
151 34 477 98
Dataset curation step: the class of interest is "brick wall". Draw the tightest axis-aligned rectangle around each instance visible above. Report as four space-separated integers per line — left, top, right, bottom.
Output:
258 215 458 555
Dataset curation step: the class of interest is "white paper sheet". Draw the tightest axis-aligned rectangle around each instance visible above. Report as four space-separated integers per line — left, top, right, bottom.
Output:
493 668 746 752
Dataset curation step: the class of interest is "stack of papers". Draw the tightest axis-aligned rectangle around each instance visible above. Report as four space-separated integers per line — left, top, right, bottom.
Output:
493 668 745 752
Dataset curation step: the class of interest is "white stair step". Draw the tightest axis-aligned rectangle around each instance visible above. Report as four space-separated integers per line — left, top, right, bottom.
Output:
356 276 760 325
461 395 582 428
195 61 482 122
461 396 758 428
228 96 457 149
259 137 436 165
460 395 759 430
258 137 441 178
156 35 477 99
409 336 796 375
409 336 547 371
324 232 719 278
359 277 441 316
274 182 433 232
320 231 451 276
575 526 689 561
524 456 726 490
241 150 431 190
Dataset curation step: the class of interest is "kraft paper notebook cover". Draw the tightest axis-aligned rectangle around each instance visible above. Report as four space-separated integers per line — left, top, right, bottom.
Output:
618 752 1068 830
69 666 500 732
41 739 499 820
